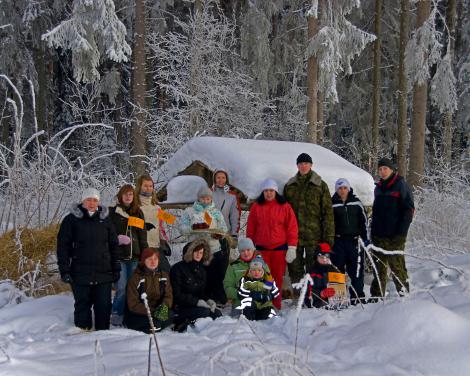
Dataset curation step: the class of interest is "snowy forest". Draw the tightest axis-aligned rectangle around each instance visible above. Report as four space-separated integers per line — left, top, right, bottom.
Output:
0 0 470 375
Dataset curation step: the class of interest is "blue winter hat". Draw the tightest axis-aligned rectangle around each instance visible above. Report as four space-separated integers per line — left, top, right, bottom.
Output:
238 237 255 252
249 255 267 272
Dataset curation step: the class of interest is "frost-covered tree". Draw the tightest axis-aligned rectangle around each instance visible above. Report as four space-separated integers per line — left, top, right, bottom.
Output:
42 0 131 83
146 0 269 163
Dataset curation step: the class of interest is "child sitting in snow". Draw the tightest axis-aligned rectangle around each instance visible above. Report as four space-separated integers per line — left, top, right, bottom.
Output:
304 243 338 308
237 255 279 320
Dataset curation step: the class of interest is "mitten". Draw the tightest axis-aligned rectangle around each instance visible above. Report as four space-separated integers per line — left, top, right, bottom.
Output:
363 239 370 247
118 234 131 245
61 273 72 284
206 299 217 313
250 291 263 301
197 299 210 309
320 287 335 299
286 246 296 263
153 304 169 322
145 222 156 231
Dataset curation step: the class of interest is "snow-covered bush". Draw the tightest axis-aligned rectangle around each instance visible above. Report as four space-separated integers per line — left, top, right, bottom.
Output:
408 161 470 256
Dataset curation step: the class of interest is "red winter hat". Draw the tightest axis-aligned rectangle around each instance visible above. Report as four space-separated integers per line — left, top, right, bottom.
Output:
140 248 159 266
315 243 332 256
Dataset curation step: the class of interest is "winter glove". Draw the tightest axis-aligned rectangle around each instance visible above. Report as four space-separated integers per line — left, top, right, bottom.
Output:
112 271 121 283
320 287 336 299
363 239 370 247
285 246 297 263
259 294 272 303
153 304 169 322
61 273 72 284
206 299 217 313
145 222 156 231
197 299 211 309
250 291 263 301
118 234 131 246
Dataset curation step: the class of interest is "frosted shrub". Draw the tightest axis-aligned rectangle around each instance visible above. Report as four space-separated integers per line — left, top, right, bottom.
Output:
408 163 470 256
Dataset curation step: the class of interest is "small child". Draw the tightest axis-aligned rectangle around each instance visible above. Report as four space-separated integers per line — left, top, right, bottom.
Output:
237 256 279 320
304 243 338 308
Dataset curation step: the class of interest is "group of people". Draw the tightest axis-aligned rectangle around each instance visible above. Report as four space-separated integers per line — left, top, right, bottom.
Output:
57 153 415 333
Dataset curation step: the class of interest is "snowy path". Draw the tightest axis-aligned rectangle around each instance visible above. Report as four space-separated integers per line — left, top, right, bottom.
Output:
1 256 470 376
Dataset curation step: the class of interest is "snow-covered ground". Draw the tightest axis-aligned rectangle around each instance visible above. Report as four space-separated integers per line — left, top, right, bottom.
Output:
1 253 469 376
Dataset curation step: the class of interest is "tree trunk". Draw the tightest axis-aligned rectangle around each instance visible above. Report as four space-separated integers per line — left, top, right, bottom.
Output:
371 0 382 172
317 91 324 144
408 0 431 188
396 0 410 176
306 14 318 143
442 0 456 165
131 0 148 176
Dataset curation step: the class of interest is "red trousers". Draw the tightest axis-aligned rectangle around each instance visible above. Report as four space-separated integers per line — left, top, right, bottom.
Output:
259 250 287 309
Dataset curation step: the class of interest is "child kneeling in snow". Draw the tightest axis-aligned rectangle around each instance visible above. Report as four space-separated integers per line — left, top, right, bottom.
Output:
237 256 279 320
304 243 338 308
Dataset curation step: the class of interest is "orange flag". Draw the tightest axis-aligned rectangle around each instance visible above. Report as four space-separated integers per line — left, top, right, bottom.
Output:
127 216 145 229
328 272 346 284
157 209 176 225
204 212 212 226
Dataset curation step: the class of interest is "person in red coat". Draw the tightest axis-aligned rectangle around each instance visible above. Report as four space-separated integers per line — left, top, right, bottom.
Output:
246 178 298 309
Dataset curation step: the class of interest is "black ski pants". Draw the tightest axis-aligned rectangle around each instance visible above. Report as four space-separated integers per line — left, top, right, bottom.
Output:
71 282 112 330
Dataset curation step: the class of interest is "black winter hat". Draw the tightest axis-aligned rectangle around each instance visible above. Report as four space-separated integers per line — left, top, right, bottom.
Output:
296 153 313 164
378 157 396 170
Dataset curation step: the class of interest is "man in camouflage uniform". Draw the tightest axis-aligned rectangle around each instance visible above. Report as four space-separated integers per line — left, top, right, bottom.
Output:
369 158 414 299
284 153 335 284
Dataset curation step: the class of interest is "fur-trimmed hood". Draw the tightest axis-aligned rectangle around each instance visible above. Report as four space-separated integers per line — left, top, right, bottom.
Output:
182 238 213 265
285 169 323 187
69 203 109 220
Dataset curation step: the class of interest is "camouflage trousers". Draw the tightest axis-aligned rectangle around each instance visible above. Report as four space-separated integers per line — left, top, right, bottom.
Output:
370 236 409 298
288 246 317 284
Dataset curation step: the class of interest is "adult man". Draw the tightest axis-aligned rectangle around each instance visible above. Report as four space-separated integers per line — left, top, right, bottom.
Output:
57 188 120 330
284 153 335 284
370 158 415 299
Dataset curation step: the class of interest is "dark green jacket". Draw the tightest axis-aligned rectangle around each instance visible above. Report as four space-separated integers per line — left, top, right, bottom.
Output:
284 170 335 247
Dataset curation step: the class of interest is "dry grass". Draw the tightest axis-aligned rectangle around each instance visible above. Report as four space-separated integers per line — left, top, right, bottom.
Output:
0 224 71 296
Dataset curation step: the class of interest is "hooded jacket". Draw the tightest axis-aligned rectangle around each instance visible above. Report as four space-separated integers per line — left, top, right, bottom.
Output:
169 239 211 309
57 204 120 285
126 265 172 316
212 169 241 236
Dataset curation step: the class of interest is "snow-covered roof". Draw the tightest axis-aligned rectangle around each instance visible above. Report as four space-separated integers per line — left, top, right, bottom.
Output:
164 175 208 204
156 137 375 205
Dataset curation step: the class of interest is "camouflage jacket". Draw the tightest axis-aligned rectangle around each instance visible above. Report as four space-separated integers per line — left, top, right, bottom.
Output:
284 170 335 247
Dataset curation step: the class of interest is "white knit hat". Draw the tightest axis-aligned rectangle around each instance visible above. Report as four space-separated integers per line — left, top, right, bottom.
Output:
237 238 255 251
260 178 278 193
81 188 100 202
335 178 351 192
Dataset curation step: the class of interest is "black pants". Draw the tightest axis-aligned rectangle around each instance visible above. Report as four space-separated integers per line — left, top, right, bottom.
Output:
173 306 222 332
331 237 365 300
71 282 112 330
242 306 274 321
204 239 229 304
125 311 174 334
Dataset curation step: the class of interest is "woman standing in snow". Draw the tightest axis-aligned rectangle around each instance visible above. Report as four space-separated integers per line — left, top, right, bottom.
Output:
109 184 148 326
125 248 173 333
57 188 120 331
212 168 240 239
246 178 298 309
179 185 228 304
170 239 222 332
135 175 171 273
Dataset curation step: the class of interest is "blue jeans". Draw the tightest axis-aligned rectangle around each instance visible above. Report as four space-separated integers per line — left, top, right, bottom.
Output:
112 260 138 316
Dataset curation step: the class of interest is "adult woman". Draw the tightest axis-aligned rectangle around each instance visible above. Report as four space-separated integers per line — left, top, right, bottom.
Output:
180 185 228 304
135 175 171 272
109 184 148 326
212 168 240 239
125 248 173 333
57 188 120 331
170 239 222 332
246 178 298 309
223 237 260 316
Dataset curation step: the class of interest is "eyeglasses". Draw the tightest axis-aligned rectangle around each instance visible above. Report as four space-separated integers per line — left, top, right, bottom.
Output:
317 253 330 259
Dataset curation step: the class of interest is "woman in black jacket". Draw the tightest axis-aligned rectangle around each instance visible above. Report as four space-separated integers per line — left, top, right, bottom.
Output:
331 178 368 304
109 184 148 326
57 188 120 331
170 239 222 332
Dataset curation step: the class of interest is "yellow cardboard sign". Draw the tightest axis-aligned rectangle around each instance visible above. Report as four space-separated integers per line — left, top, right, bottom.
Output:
328 272 346 284
204 212 213 226
157 209 176 225
127 216 145 229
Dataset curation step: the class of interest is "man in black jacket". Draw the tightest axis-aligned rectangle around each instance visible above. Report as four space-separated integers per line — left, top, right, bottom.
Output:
370 158 415 299
57 188 120 330
331 178 368 304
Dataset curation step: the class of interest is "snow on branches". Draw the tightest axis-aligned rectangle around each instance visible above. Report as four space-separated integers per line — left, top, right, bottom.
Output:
306 0 376 102
41 0 131 83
